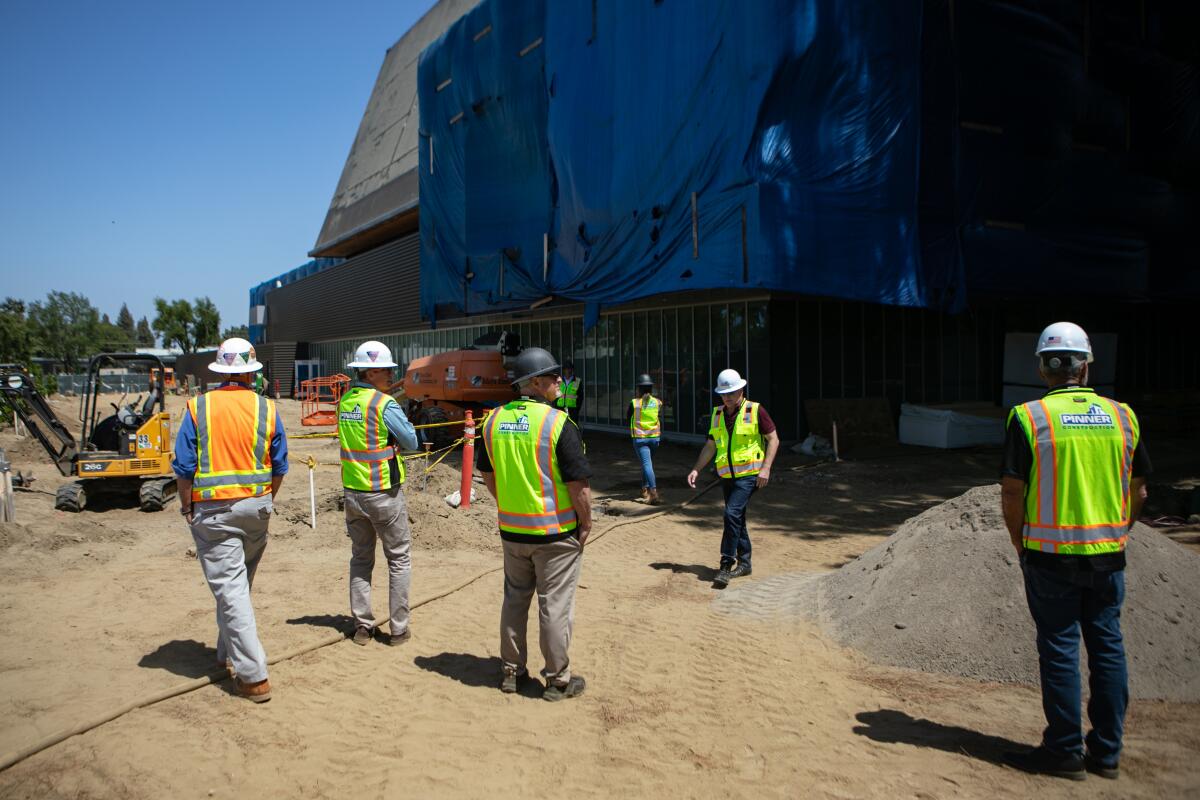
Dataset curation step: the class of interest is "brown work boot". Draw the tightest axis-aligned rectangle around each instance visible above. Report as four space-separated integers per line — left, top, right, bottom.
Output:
635 487 650 503
647 489 662 506
235 677 272 703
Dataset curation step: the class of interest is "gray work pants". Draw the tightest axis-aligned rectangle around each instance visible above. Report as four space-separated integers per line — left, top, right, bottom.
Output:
345 485 412 636
500 536 583 686
189 494 272 683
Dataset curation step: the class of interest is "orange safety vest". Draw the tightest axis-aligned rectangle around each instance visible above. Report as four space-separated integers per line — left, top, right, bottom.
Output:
186 386 276 503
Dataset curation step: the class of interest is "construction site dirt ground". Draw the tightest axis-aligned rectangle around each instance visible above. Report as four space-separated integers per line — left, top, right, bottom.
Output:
0 394 1197 798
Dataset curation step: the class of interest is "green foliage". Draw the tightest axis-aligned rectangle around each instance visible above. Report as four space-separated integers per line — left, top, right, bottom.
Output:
117 303 136 339
27 291 99 371
152 296 222 353
220 324 249 341
136 316 155 347
0 297 33 365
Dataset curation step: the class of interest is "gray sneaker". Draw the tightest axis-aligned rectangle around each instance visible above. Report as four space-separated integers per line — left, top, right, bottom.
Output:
352 626 373 646
388 629 411 647
500 669 531 694
543 675 586 702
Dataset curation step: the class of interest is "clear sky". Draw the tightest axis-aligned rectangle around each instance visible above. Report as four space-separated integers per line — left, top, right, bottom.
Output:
0 0 437 337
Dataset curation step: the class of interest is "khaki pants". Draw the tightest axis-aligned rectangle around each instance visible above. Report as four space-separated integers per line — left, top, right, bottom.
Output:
189 494 272 683
345 485 412 636
500 536 583 686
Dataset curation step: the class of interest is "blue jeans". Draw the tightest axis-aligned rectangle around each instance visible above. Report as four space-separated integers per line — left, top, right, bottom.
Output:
1021 559 1128 764
719 476 757 569
632 438 658 489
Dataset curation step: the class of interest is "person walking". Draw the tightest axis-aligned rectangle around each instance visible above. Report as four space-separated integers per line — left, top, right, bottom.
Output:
555 360 582 428
1001 322 1149 781
173 337 288 703
338 341 419 647
686 369 780 588
477 347 592 701
627 374 662 505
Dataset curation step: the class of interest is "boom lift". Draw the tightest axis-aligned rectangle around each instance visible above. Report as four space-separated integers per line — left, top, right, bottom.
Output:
0 354 176 512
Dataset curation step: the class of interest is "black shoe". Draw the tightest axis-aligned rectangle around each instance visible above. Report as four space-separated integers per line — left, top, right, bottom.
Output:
352 626 373 646
713 568 732 588
1003 747 1085 781
1085 753 1119 780
500 669 531 694
729 563 752 579
388 629 411 647
543 675 586 702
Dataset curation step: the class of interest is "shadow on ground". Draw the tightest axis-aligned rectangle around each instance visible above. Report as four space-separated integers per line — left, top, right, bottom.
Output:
853 709 1026 767
138 639 221 679
286 614 356 634
414 652 544 698
650 561 719 583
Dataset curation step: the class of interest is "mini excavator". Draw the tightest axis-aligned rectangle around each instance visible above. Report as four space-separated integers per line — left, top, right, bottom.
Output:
0 353 176 512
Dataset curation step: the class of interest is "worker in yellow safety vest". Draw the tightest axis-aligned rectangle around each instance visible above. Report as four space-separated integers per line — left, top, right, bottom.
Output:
1000 322 1149 781
686 369 780 588
173 337 289 703
628 373 663 505
555 360 582 429
478 347 592 701
339 340 419 647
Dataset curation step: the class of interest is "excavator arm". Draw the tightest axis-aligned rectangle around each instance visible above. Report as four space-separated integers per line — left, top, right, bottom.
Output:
0 368 77 476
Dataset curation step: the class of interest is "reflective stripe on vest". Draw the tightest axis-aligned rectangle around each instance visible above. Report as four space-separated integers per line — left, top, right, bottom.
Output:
338 386 404 491
709 400 764 479
557 377 580 409
481 401 578 536
189 388 275 502
630 395 661 439
1013 388 1138 556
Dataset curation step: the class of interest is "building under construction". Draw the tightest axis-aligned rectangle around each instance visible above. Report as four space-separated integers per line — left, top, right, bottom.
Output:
249 0 1198 441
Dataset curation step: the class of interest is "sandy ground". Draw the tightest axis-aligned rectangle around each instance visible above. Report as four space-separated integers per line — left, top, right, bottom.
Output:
0 393 1196 798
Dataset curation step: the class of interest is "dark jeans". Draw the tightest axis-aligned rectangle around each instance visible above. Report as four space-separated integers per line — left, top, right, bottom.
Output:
632 438 658 489
719 476 757 569
1021 559 1128 765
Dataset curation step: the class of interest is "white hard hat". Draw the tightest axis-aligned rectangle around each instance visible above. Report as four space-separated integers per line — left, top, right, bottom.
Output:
714 368 747 394
209 337 263 374
1035 322 1093 363
347 340 398 369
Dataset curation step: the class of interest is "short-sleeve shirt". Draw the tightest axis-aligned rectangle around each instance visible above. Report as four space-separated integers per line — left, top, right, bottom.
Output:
475 399 591 483
1001 386 1150 573
706 401 777 441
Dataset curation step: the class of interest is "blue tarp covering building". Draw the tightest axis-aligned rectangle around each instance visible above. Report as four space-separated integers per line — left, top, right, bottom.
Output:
418 0 930 325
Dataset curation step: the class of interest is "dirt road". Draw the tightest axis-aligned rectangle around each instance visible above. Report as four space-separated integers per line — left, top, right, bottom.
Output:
0 395 1195 798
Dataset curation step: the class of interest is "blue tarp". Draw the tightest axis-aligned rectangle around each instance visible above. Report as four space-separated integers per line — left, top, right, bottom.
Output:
418 0 928 323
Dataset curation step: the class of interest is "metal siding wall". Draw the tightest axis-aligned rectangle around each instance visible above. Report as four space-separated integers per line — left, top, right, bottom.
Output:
266 234 420 343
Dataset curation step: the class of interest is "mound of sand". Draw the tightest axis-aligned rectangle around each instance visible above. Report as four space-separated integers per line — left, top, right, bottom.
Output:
717 484 1200 701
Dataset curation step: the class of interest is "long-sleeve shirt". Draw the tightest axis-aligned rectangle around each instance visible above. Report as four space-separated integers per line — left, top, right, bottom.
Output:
382 395 419 451
172 383 289 479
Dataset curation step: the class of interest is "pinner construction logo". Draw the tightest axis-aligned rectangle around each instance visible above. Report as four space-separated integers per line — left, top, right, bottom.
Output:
1060 403 1114 428
339 405 364 423
498 415 531 434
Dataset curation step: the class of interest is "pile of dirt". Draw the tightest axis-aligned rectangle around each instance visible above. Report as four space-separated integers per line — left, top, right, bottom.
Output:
717 484 1200 701
270 461 501 553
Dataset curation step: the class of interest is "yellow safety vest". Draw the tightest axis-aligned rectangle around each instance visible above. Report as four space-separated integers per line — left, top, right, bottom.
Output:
1008 387 1139 556
480 400 578 537
709 400 764 479
187 387 275 502
557 377 580 409
630 395 661 439
338 385 405 491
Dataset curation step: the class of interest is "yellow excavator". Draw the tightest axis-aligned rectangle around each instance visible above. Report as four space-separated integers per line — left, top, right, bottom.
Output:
0 353 176 512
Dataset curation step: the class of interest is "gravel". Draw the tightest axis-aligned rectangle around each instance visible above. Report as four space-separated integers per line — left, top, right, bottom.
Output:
716 484 1200 701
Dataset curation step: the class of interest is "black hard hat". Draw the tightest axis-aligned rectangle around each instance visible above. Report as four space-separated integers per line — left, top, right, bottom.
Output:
511 347 561 385
563 360 575 370
635 373 653 388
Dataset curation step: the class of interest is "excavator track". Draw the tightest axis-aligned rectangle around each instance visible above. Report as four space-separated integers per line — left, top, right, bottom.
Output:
138 478 176 512
55 482 86 513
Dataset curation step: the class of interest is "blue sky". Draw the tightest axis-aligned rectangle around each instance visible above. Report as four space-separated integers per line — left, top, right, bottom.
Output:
0 0 436 336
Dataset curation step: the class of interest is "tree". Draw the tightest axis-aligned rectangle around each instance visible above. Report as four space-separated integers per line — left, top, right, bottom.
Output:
117 303 136 340
28 291 100 371
136 317 155 347
95 313 134 352
193 297 221 349
153 298 194 352
220 324 249 341
0 297 32 365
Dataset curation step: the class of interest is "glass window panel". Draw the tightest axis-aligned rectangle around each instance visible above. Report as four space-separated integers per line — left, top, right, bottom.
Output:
693 305 710 434
602 315 618 425
620 314 634 420
661 308 676 431
729 302 747 387
748 301 770 418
